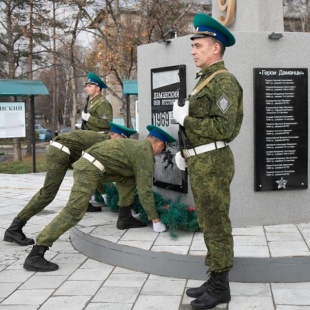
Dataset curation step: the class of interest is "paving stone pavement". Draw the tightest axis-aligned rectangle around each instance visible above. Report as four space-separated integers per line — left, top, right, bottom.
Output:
1 172 310 309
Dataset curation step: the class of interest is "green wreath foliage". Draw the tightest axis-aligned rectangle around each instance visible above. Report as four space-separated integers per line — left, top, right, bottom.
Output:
103 183 199 238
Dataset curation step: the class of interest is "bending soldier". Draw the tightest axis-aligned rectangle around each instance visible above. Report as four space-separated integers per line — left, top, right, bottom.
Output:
4 123 137 246
23 125 176 272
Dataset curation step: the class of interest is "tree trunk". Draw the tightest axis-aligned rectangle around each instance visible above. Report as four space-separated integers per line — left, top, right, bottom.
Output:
26 0 34 157
12 138 22 161
5 1 23 161
70 64 78 129
68 2 85 129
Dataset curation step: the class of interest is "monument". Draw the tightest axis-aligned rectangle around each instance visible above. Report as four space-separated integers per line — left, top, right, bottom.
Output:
70 0 310 283
137 0 310 227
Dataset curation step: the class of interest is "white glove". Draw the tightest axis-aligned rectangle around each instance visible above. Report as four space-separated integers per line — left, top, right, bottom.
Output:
173 99 189 126
82 111 90 121
175 151 187 171
153 221 166 233
89 194 96 203
101 194 107 204
131 209 141 221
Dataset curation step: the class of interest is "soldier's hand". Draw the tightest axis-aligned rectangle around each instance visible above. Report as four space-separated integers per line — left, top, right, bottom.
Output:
82 111 90 121
175 151 187 171
173 99 189 126
153 221 166 233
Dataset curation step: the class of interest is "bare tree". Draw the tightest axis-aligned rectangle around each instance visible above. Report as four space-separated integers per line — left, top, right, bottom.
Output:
0 0 55 160
38 0 97 130
284 0 310 31
0 0 29 161
81 0 206 127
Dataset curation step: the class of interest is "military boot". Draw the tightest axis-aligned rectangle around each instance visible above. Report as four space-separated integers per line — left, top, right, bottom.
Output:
186 271 215 298
86 203 102 212
3 217 35 246
116 205 147 230
190 271 231 309
23 245 59 272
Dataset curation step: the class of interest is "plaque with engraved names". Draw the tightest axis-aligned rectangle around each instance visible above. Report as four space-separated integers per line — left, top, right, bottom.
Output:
254 68 308 191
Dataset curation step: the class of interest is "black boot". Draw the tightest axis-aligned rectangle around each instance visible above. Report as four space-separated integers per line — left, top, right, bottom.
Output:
186 271 215 298
116 205 147 230
86 203 102 212
23 244 59 272
3 217 35 246
190 271 231 309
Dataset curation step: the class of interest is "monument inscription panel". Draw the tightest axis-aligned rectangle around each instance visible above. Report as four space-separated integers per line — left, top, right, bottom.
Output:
254 68 308 191
150 65 188 193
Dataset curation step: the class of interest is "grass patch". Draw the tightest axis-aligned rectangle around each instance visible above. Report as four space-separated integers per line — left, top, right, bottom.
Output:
0 154 47 174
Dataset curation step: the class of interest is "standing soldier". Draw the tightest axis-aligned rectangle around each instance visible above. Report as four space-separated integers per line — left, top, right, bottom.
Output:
23 125 176 272
81 71 114 211
173 13 243 309
3 123 139 246
81 71 113 132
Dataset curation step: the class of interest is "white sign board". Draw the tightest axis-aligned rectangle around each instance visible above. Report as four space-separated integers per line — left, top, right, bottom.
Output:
0 102 26 138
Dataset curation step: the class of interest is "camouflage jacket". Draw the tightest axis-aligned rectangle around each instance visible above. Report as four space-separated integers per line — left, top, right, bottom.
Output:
84 94 113 132
84 139 155 211
54 131 110 162
184 61 243 148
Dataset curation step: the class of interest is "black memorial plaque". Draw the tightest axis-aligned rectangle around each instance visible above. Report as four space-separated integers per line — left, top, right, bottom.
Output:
151 65 188 193
254 68 308 191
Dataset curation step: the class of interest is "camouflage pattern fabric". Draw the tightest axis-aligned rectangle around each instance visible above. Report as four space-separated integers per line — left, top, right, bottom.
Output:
86 139 158 222
17 131 109 222
36 162 101 247
188 147 234 272
36 139 159 247
54 130 110 162
84 94 113 132
80 92 113 198
184 61 243 272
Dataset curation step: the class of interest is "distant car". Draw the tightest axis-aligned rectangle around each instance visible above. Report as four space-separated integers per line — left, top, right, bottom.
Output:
37 128 53 142
59 126 73 133
34 124 46 132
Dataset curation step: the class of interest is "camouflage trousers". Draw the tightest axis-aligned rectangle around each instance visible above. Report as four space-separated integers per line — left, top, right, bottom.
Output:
36 157 159 247
17 147 71 222
116 181 158 220
36 158 102 247
187 146 235 272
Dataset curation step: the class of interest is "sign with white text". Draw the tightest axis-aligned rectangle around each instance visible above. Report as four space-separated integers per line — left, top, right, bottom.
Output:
0 102 26 138
254 68 308 191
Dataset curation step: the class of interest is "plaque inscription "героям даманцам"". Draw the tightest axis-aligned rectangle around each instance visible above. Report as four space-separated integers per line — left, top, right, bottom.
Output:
254 68 308 191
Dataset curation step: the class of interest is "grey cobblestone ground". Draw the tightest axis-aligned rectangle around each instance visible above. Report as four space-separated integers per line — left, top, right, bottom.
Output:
1 172 310 309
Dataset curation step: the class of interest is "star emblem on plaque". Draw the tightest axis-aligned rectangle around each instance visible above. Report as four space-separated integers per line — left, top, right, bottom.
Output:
276 177 288 189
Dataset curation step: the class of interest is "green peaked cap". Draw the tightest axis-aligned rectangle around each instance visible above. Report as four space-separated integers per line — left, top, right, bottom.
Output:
109 122 137 138
146 125 176 143
191 13 235 47
85 72 107 89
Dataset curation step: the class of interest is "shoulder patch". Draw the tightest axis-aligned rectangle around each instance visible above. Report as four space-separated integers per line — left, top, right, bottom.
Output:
100 113 107 119
216 94 231 113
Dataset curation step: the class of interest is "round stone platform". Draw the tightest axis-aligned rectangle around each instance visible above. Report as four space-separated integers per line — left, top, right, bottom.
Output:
70 209 310 283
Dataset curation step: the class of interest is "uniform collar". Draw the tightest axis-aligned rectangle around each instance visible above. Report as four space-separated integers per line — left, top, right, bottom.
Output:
196 61 225 79
89 94 101 101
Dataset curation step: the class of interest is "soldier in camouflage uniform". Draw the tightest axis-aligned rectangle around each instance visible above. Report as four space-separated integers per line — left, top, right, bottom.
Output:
3 123 137 247
81 72 114 211
23 125 176 272
81 71 113 132
173 13 243 309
